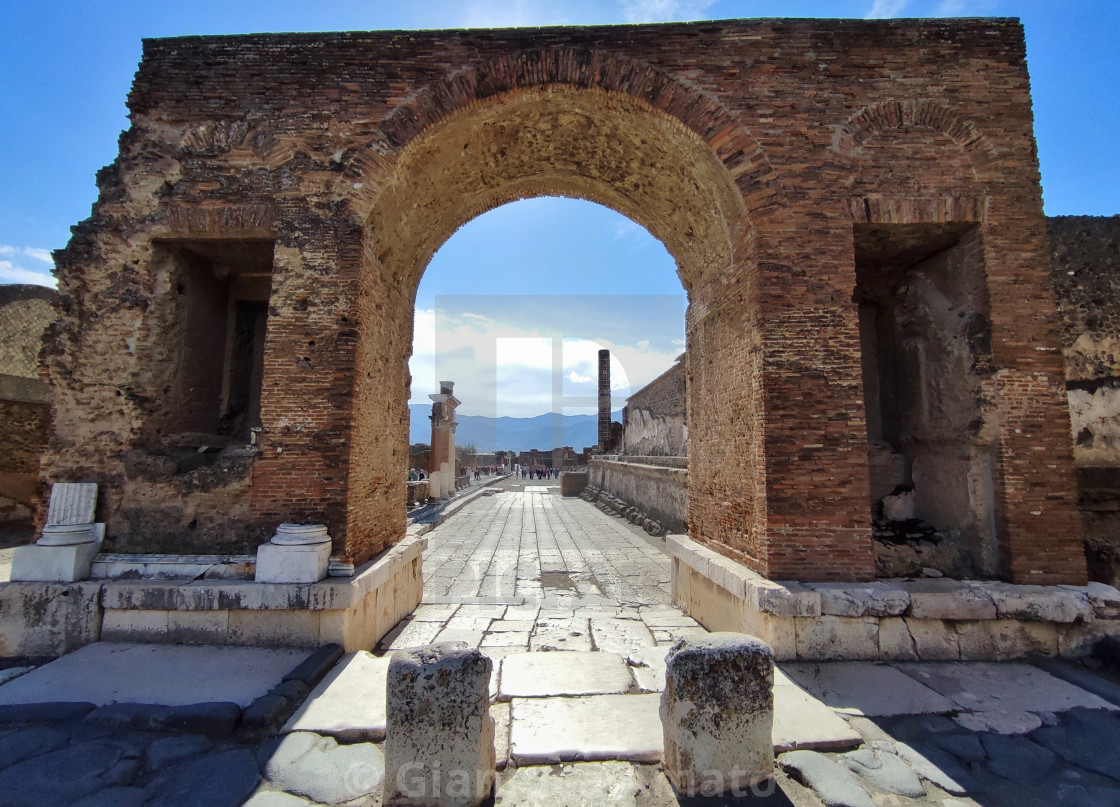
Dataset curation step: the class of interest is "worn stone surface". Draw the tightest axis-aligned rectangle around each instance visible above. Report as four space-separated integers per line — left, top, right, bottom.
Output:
509 694 663 765
148 748 261 807
496 762 646 807
660 633 774 795
895 661 1119 714
498 651 633 700
782 662 956 716
778 750 875 807
840 747 926 797
383 643 494 806
0 739 144 807
282 651 390 742
0 642 307 707
771 683 863 752
810 583 910 618
263 731 383 805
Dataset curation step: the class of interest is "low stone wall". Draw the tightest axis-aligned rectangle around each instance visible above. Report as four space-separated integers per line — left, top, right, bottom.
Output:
0 537 425 657
560 471 588 497
586 457 687 534
668 534 1120 662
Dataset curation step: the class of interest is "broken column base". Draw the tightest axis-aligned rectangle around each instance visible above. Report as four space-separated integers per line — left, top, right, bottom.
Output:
10 525 105 583
668 534 1120 662
255 523 332 583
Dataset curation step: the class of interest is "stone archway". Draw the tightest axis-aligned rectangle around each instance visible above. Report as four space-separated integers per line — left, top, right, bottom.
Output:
343 77 766 571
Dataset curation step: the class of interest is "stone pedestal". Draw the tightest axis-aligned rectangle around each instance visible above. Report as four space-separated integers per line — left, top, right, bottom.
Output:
255 523 332 583
384 642 494 806
10 524 105 583
660 632 775 796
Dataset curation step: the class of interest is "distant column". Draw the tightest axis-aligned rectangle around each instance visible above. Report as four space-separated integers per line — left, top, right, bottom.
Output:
428 381 460 500
598 349 611 451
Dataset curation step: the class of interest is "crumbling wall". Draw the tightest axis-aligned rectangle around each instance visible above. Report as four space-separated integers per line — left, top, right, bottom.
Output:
0 285 57 522
623 356 686 456
1050 215 1120 586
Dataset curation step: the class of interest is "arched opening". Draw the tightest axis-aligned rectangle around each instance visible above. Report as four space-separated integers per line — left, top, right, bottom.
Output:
407 196 682 446
344 82 755 566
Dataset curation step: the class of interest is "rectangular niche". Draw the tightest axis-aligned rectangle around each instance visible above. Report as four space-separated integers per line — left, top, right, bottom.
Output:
854 222 999 577
153 238 274 443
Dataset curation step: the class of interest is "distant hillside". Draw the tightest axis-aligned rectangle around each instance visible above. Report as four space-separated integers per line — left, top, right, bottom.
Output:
409 404 622 452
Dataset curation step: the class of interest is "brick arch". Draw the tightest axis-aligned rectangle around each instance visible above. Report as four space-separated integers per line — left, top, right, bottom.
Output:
360 48 783 226
833 98 1001 181
343 72 776 565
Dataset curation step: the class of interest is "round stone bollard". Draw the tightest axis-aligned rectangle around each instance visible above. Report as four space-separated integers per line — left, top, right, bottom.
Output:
383 642 495 807
659 632 775 797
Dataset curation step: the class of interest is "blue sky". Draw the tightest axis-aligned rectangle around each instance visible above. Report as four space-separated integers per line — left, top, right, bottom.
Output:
2 0 1118 416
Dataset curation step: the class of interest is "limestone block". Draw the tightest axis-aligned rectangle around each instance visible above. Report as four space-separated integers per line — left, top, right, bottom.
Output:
227 608 321 648
1085 582 1120 619
100 609 170 643
1057 619 1120 657
384 643 495 806
671 557 691 609
168 610 229 645
0 581 103 656
955 619 1059 660
684 568 746 634
10 536 103 583
878 617 919 662
904 618 960 660
983 583 1092 623
795 616 879 661
660 633 774 796
255 542 331 584
751 580 821 618
741 606 796 662
905 579 996 621
810 582 910 618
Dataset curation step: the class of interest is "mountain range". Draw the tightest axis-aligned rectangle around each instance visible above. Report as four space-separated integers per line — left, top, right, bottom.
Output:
409 404 622 453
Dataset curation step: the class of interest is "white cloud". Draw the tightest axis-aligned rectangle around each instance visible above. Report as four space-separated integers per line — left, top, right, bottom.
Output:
620 0 716 23
409 305 680 418
865 0 912 18
23 247 53 264
0 246 56 288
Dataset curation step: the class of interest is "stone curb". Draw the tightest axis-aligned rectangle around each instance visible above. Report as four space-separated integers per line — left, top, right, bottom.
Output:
85 702 241 735
667 534 1117 623
0 702 97 723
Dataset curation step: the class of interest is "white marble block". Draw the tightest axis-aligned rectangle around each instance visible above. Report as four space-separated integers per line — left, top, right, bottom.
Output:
255 523 332 583
11 524 105 583
660 632 775 796
384 642 494 806
45 482 98 526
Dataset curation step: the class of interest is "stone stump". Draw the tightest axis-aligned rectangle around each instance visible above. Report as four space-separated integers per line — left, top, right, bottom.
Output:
383 642 495 806
660 632 774 796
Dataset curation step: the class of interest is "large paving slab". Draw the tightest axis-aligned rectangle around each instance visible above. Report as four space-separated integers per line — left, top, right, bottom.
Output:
496 762 650 806
509 693 663 764
498 651 634 700
282 651 391 742
0 642 308 707
781 662 957 717
772 681 863 752
895 661 1120 715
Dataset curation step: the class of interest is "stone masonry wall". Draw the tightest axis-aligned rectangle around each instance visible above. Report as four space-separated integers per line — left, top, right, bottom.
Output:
42 19 1084 583
623 356 686 457
0 285 56 522
1049 216 1120 586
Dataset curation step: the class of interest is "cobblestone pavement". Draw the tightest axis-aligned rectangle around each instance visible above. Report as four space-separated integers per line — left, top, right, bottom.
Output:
1 477 1119 805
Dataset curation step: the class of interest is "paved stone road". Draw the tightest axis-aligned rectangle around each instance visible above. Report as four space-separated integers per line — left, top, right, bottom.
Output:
1 476 1120 805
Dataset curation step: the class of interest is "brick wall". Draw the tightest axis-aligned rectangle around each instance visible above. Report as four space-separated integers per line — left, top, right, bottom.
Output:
43 18 1084 582
622 356 686 456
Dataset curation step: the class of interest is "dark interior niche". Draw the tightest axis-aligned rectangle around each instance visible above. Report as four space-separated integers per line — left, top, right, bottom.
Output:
153 238 274 450
854 223 999 578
